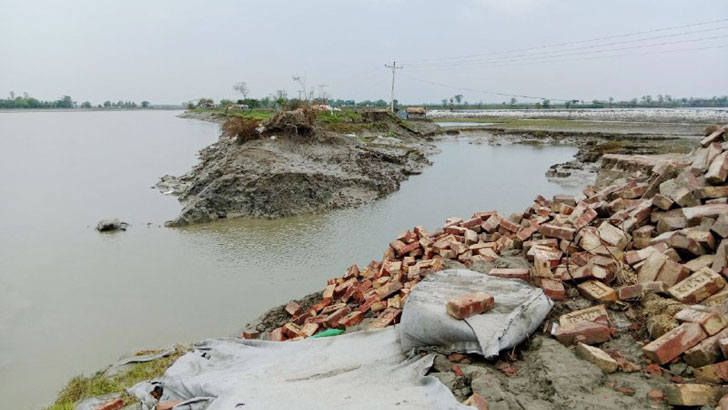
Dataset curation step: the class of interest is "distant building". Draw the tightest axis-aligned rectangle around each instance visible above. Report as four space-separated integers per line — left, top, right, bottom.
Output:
405 107 427 119
198 102 216 109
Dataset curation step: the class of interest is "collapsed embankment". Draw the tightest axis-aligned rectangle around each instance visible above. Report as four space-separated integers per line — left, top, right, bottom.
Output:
159 110 436 226
166 109 703 226
238 125 728 408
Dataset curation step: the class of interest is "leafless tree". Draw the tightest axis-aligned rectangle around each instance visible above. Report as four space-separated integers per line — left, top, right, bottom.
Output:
292 74 308 101
233 82 249 99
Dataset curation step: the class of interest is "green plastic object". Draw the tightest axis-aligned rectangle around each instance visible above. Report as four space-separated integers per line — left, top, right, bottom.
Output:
311 328 345 338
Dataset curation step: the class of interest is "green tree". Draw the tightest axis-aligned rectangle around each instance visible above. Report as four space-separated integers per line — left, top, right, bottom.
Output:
141 101 150 108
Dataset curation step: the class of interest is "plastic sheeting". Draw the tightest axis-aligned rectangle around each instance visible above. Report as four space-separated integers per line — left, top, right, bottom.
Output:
160 327 469 410
399 269 552 357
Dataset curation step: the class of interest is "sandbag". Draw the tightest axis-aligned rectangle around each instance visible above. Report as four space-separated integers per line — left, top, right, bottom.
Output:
399 269 552 357
160 327 469 410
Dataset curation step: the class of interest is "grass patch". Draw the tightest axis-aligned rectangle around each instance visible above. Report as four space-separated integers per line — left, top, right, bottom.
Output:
45 347 186 410
189 108 274 121
314 109 379 133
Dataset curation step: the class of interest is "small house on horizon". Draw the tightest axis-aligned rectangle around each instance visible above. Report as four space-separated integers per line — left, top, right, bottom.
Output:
405 106 427 120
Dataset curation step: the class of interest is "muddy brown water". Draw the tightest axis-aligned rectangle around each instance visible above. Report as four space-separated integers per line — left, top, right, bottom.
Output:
0 110 580 409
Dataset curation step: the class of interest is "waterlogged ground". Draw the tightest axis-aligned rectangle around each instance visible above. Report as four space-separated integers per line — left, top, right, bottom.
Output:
0 110 580 410
429 107 728 123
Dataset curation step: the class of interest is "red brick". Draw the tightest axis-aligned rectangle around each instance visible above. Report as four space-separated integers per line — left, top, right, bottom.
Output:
324 307 351 327
668 267 726 304
516 222 540 242
694 360 728 383
540 278 565 300
343 264 360 279
499 218 520 233
282 323 303 338
668 234 705 257
574 208 598 229
642 323 707 364
675 307 728 336
301 322 319 337
338 311 364 328
240 330 260 339
559 305 609 327
93 398 124 410
555 321 611 345
577 280 618 303
284 301 302 316
488 268 530 280
617 284 643 300
682 204 728 223
538 223 576 241
376 281 403 299
701 126 726 147
368 307 402 328
446 292 495 320
269 327 286 341
463 217 483 229
706 151 728 184
463 393 489 410
444 225 467 235
683 327 728 367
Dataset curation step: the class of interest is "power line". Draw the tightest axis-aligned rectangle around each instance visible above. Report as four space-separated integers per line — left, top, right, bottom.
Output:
405 17 728 65
400 43 728 102
453 43 728 70
407 34 728 72
400 72 571 102
408 26 728 69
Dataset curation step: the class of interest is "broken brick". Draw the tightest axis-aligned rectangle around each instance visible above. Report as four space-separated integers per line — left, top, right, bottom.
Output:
463 394 489 410
93 398 124 410
675 307 728 335
285 301 302 316
488 267 531 280
555 321 611 345
540 278 565 300
446 292 495 320
575 342 618 373
642 323 707 364
665 383 723 407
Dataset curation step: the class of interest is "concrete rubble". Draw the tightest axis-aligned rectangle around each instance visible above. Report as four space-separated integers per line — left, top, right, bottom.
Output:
234 125 728 409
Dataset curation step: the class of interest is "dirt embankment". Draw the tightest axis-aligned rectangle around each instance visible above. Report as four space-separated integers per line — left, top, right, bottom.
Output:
160 110 436 226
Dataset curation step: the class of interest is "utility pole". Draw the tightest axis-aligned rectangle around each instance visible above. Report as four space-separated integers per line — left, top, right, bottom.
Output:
384 61 403 112
318 83 329 104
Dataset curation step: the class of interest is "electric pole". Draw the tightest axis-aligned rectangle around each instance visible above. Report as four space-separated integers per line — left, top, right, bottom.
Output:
384 61 403 112
318 83 329 104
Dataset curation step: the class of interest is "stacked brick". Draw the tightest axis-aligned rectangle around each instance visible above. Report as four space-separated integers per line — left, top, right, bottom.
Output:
250 125 728 405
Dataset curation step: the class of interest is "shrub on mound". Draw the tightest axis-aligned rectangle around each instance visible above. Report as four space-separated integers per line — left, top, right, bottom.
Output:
222 117 262 144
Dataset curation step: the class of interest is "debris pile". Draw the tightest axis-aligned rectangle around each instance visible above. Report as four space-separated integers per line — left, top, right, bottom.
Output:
244 125 728 406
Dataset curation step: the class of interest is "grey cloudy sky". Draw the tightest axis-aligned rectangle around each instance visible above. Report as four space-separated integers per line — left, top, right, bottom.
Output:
1 0 727 105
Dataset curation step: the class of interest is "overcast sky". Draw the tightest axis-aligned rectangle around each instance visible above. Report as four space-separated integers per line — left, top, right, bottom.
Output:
1 0 727 105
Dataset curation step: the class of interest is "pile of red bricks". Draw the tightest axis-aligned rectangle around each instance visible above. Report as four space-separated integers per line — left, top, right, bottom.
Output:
249 125 728 406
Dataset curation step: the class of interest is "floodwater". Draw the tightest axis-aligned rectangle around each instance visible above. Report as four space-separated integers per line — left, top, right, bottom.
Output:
435 121 494 127
0 110 580 409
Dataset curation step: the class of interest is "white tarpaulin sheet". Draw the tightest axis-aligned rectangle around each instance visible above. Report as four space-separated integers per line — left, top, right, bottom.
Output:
161 326 470 410
399 269 553 357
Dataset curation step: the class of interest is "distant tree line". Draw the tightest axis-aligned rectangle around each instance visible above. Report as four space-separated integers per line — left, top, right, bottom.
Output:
424 94 728 110
189 96 391 111
0 92 152 109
